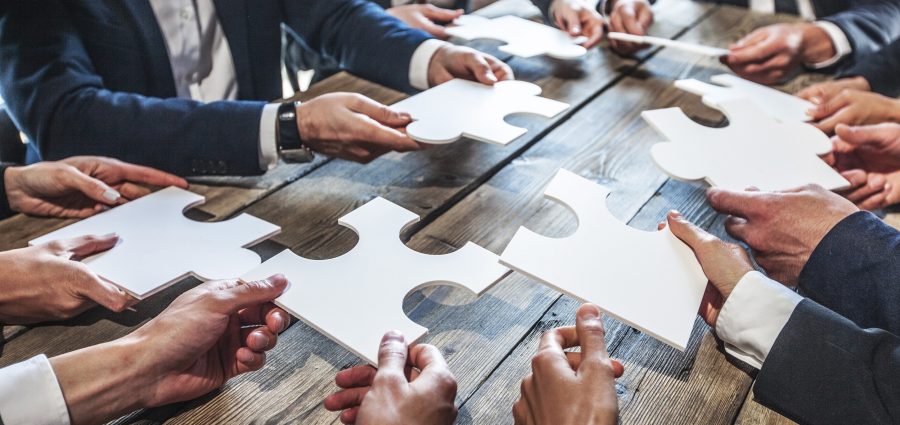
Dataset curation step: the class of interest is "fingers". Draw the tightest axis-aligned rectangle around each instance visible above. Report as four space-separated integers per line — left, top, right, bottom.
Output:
241 326 278 351
727 30 774 65
340 407 361 425
574 304 618 378
420 4 462 22
237 302 290 334
335 365 378 389
409 344 456 394
235 346 267 373
485 55 514 82
581 11 604 48
63 166 122 206
665 210 716 251
705 187 764 218
215 274 290 314
835 123 896 148
810 91 851 122
113 161 188 189
76 270 135 313
374 330 409 379
324 386 369 413
48 233 119 261
466 53 499 85
557 6 583 35
534 327 576 375
351 95 412 128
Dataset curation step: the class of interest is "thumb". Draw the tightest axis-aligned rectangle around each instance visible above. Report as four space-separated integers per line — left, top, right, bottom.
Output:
558 8 582 35
77 271 135 313
63 166 122 206
574 304 611 374
421 4 463 22
665 210 713 252
48 233 119 261
375 330 409 376
218 274 290 314
353 96 413 128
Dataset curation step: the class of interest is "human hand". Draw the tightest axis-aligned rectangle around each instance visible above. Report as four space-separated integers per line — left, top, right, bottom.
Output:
3 156 187 218
796 76 871 105
663 211 754 327
551 0 604 48
828 123 900 209
427 45 514 87
324 331 458 425
805 90 900 135
513 303 624 425
607 0 654 55
724 23 835 85
706 185 858 285
49 275 291 425
387 4 463 40
0 233 133 324
296 93 423 163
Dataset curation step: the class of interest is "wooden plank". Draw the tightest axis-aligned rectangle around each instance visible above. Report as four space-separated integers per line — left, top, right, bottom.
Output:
735 388 796 425
161 8 764 423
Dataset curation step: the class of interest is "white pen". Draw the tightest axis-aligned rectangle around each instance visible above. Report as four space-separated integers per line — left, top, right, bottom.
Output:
607 32 730 57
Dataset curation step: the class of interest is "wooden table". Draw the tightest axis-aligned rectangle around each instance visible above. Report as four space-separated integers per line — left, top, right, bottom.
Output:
0 2 828 423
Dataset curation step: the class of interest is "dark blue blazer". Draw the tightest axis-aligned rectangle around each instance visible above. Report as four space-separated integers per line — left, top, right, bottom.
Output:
840 37 900 98
0 0 431 176
799 211 900 335
754 298 900 425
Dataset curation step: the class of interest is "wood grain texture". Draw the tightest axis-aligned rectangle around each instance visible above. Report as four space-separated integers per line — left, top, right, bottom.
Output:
0 2 838 424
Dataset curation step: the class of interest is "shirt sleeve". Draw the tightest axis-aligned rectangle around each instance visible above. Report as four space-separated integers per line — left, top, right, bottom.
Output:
0 355 70 425
806 21 853 69
408 39 448 91
714 271 803 369
258 103 280 171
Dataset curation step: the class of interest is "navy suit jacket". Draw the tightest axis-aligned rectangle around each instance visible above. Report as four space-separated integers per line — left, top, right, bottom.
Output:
840 38 900 98
799 211 900 335
754 298 900 425
0 0 431 176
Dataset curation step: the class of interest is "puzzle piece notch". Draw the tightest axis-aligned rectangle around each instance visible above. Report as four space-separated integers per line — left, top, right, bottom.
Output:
642 98 850 191
447 15 587 59
241 197 509 364
392 79 569 145
674 74 815 124
30 187 281 299
500 169 707 351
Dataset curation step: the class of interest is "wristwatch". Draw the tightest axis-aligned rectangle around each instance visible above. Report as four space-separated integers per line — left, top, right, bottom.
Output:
276 100 315 163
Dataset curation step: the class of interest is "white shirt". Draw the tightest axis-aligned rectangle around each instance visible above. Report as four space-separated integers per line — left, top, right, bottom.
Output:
148 0 445 172
0 354 70 425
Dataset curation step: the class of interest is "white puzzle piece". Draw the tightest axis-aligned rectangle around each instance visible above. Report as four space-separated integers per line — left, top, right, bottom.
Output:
642 98 850 191
30 187 280 299
392 79 569 145
241 197 509 364
446 15 587 59
500 169 707 351
675 74 815 123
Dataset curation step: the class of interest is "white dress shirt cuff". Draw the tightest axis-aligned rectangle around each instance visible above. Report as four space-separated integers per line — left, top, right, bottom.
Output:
715 271 803 369
409 39 448 90
0 354 70 425
806 21 853 69
259 103 281 171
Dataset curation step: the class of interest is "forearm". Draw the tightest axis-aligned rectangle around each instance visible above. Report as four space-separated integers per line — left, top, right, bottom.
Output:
283 0 430 93
49 336 149 425
798 211 900 334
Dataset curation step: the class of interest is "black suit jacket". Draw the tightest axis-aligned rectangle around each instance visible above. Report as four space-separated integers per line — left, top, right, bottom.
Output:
799 211 900 335
0 0 431 176
839 38 900 97
0 164 12 219
754 298 900 425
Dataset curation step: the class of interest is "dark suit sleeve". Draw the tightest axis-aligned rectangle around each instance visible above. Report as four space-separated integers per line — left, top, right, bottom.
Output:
0 164 13 219
820 0 900 65
838 38 900 98
531 0 657 22
754 299 900 425
369 0 392 9
282 0 431 94
798 211 900 335
0 1 267 176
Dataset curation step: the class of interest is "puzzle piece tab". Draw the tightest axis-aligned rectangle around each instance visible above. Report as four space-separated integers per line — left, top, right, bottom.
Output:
30 187 280 299
241 197 509 364
392 79 569 145
446 15 587 59
500 170 707 351
675 74 815 123
642 98 850 191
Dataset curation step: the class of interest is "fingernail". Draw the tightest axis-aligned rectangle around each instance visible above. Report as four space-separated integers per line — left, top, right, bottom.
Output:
383 330 404 342
274 312 288 332
238 349 255 363
253 332 270 348
103 232 118 239
670 210 683 219
487 73 498 82
400 112 412 120
578 304 601 320
103 189 121 202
